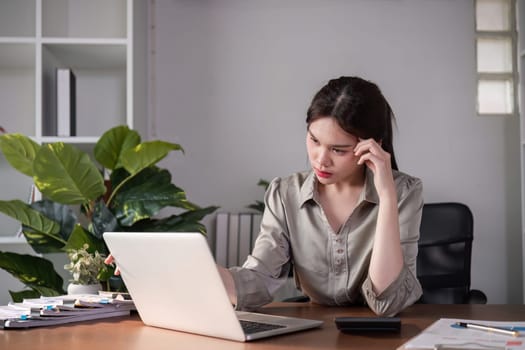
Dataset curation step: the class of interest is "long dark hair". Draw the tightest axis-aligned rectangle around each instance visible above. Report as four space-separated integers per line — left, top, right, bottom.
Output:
306 76 398 170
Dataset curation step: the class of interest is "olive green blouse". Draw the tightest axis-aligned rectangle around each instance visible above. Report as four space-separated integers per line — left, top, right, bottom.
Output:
229 168 423 317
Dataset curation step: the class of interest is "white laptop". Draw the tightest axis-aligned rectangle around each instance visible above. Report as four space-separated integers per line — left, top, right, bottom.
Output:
103 231 323 342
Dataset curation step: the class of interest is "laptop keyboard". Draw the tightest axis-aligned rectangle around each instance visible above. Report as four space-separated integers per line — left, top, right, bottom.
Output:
240 320 286 335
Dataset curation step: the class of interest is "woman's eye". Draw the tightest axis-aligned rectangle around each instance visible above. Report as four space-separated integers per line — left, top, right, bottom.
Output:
310 136 319 144
332 148 346 155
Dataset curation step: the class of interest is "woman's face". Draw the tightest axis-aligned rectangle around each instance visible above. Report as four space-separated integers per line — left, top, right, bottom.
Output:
306 117 363 185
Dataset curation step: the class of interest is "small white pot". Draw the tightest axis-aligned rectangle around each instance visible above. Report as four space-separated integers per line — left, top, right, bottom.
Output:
67 282 102 295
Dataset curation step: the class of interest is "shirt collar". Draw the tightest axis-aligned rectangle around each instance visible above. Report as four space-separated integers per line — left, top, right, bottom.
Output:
299 171 317 206
299 167 379 207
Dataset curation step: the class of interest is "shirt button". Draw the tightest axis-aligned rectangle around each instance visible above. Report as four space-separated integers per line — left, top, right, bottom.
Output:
336 259 342 265
337 249 344 254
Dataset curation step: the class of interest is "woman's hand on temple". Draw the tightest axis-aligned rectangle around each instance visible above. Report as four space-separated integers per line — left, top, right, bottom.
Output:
354 138 396 199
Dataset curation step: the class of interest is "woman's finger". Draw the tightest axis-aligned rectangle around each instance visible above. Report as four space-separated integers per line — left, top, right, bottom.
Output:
104 254 114 265
354 138 382 157
104 254 121 275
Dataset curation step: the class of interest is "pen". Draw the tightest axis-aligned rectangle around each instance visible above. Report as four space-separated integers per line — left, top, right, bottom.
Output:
455 322 520 337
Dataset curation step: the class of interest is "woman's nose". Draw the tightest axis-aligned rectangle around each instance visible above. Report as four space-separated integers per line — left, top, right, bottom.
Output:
317 149 330 168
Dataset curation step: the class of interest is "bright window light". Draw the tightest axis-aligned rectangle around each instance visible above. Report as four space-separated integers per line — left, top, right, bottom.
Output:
476 0 511 31
475 0 516 116
477 79 513 114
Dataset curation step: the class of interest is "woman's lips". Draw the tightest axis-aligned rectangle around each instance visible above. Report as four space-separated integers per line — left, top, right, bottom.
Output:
315 168 332 178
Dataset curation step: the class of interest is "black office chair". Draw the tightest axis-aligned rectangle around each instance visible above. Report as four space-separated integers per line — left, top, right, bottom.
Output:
417 202 487 304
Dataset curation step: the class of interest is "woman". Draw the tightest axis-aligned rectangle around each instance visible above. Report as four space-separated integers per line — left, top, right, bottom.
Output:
218 76 423 317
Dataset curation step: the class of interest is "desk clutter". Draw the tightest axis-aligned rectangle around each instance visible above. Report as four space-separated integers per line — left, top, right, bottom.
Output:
0 292 135 329
399 318 525 350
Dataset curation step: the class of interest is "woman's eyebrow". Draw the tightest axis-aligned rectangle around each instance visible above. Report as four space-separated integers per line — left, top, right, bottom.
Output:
308 130 355 148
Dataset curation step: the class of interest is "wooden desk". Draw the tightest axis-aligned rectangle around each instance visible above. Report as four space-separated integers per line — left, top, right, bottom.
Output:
2 303 525 350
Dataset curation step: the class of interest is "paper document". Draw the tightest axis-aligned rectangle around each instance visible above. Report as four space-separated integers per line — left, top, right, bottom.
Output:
0 293 135 329
400 318 525 350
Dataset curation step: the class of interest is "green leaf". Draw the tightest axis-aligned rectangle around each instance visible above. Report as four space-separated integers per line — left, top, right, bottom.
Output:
120 141 183 176
130 216 208 234
16 200 78 254
33 142 106 204
96 264 114 283
0 252 65 297
64 224 107 254
0 133 41 177
129 206 218 234
247 201 265 213
91 201 121 239
9 286 62 302
111 167 188 226
30 199 77 241
176 205 219 223
21 227 67 253
9 289 41 303
108 167 130 188
257 179 270 190
0 199 61 236
94 125 141 170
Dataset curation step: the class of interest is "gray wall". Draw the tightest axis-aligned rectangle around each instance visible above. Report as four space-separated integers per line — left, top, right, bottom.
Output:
150 0 522 303
0 0 520 306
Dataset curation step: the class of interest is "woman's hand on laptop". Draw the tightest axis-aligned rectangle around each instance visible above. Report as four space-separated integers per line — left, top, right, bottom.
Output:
104 254 120 275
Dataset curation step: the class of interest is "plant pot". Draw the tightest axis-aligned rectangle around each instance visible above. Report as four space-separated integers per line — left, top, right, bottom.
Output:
67 282 103 295
108 276 128 292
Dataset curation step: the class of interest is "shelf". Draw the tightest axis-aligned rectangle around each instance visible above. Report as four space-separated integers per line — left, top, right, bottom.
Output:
0 0 146 240
42 0 127 39
41 43 128 138
0 43 35 136
40 136 100 144
0 236 27 245
0 37 36 44
0 43 35 69
42 43 127 70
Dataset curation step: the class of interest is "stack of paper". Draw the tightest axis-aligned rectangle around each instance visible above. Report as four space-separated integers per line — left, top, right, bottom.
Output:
0 293 134 329
399 318 525 350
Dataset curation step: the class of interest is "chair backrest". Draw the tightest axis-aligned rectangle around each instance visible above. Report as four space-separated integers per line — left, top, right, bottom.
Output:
416 202 474 304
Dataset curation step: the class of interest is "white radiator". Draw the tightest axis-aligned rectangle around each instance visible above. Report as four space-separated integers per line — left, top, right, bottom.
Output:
214 212 304 301
214 212 262 267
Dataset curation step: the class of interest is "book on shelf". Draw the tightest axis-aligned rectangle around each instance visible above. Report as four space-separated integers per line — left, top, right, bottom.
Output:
56 68 77 137
0 293 135 329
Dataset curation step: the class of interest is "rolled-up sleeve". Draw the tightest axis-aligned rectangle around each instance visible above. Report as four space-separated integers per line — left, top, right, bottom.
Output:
361 178 424 316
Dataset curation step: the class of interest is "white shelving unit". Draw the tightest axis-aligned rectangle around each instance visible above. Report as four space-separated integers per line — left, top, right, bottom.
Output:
519 0 525 303
0 0 147 239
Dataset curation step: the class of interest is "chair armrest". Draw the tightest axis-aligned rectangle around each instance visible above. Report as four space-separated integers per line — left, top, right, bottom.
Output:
467 289 487 304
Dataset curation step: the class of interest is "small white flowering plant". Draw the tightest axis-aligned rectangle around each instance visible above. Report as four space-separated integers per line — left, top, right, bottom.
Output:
64 244 106 285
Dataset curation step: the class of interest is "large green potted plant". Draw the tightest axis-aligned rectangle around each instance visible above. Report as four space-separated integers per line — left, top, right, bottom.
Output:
0 125 218 301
